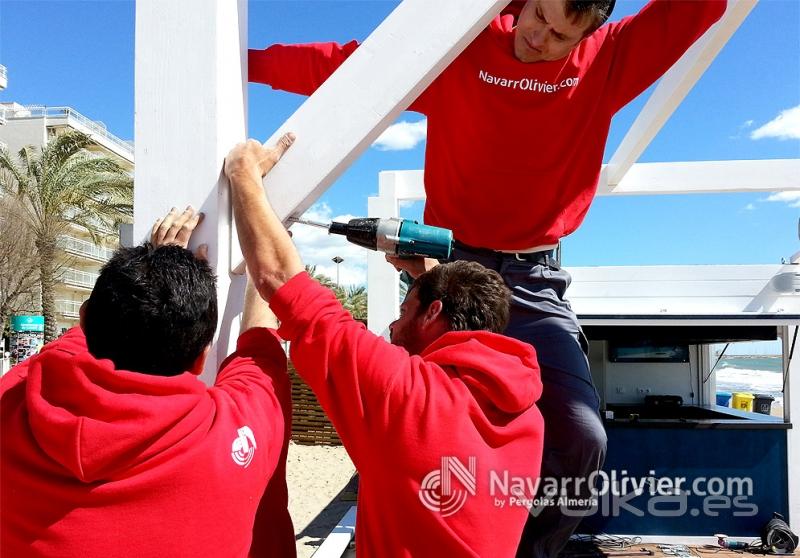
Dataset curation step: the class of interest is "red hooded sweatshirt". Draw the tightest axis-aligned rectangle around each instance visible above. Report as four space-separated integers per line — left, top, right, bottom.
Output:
249 0 726 250
271 273 544 557
0 327 295 558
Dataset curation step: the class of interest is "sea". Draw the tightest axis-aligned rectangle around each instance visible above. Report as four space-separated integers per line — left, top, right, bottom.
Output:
715 355 784 410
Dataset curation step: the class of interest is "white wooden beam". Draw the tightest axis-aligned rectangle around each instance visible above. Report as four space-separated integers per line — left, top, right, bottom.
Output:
367 174 401 337
135 0 247 381
606 0 758 187
597 159 800 195
381 160 800 199
313 506 357 558
234 0 510 273
784 326 799 530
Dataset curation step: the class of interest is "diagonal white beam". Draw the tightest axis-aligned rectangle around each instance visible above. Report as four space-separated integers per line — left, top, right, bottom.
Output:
606 0 758 187
233 0 510 273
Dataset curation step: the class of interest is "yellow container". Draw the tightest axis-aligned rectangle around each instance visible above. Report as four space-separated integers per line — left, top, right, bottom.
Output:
732 392 755 412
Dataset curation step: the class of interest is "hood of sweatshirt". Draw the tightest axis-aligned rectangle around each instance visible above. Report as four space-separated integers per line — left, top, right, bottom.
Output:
24 328 212 483
421 330 541 415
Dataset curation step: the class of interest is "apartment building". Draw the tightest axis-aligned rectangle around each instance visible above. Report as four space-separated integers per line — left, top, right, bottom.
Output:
0 76 133 335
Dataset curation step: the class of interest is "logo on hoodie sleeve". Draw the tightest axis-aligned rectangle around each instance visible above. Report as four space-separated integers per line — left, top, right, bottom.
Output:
231 426 257 468
419 456 477 516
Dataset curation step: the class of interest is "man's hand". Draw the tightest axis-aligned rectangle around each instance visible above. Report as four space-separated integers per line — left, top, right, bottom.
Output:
224 133 296 183
151 206 208 260
226 134 303 302
385 255 440 279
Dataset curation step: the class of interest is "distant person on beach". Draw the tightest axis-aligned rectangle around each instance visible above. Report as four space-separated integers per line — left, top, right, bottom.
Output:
225 134 544 557
0 208 295 558
249 0 727 553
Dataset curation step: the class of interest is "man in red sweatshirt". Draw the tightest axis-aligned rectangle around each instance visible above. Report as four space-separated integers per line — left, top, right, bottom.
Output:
0 208 295 557
225 134 545 557
249 1 727 554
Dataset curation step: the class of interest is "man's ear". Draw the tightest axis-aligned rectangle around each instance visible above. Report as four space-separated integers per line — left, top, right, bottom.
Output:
79 300 88 331
424 300 445 326
189 345 212 376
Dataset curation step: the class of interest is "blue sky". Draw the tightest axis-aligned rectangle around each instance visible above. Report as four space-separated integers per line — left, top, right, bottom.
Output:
1 0 798 285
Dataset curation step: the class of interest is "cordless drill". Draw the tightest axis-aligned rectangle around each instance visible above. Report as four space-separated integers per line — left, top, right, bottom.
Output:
291 217 454 260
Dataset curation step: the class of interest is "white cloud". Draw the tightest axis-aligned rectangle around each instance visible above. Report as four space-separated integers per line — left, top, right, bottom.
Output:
372 119 427 151
291 203 369 286
743 203 756 211
729 119 755 140
750 105 800 141
763 191 800 208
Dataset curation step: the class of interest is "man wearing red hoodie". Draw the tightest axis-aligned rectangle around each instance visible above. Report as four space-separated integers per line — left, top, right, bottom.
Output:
225 134 545 557
0 208 295 557
249 1 727 554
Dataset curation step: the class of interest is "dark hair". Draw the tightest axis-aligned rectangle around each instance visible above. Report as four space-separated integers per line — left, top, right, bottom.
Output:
565 0 616 33
83 243 218 376
413 261 512 334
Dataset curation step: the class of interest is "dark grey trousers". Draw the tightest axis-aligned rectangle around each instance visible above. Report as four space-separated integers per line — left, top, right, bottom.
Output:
449 246 608 558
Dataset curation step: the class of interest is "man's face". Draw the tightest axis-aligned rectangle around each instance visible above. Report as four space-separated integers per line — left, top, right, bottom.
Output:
389 289 434 356
514 0 593 63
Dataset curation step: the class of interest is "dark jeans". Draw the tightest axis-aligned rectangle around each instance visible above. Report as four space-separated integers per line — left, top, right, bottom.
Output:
449 245 608 558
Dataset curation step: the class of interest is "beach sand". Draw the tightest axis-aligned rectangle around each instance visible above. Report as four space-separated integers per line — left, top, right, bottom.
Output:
287 442 356 558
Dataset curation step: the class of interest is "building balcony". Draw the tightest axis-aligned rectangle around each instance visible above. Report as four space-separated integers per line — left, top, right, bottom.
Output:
61 268 99 290
56 300 82 319
60 235 115 262
3 104 133 163
0 65 7 91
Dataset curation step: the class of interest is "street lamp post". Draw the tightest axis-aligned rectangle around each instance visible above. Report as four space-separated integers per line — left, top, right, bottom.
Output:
332 256 344 287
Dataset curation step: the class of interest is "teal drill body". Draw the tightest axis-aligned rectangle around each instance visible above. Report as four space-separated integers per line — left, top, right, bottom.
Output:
326 217 453 260
395 220 453 260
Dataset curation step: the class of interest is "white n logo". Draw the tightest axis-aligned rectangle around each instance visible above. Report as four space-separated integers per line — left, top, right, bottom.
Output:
419 456 477 517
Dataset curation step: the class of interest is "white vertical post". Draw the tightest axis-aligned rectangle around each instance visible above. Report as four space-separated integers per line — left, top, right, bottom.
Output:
367 173 401 337
784 326 799 529
135 0 248 382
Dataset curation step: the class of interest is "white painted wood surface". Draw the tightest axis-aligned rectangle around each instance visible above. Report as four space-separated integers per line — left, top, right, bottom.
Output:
605 0 758 187
599 159 800 195
379 160 800 200
312 506 357 558
367 174 401 337
135 0 248 381
784 326 799 531
233 0 510 273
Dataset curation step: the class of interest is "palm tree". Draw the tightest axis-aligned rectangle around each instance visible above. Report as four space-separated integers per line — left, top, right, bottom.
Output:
0 131 133 342
305 265 368 320
342 285 367 320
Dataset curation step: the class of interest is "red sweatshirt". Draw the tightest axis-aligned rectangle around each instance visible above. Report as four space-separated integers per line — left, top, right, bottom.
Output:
249 0 726 250
0 327 295 558
271 273 544 557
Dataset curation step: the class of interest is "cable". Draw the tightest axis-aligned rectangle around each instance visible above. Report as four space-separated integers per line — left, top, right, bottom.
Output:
781 326 797 394
703 343 730 384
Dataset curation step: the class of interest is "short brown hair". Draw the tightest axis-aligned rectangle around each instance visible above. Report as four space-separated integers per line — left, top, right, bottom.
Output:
413 261 512 334
565 0 616 33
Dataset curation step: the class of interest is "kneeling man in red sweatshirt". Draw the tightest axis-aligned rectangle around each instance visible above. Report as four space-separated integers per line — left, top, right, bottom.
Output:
1 208 295 557
225 134 545 558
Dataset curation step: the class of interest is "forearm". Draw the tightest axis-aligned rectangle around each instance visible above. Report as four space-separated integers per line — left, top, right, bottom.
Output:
241 275 279 331
229 169 304 302
248 41 360 95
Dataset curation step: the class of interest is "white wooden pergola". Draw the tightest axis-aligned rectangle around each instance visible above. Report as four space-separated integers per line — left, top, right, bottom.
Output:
133 0 799 535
